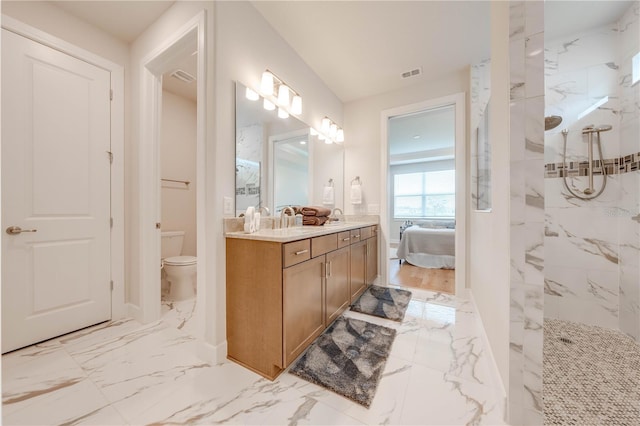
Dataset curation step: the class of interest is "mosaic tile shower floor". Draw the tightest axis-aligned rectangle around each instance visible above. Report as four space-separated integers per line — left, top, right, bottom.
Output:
543 319 640 425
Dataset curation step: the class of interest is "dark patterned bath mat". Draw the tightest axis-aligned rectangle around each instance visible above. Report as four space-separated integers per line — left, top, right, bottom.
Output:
350 285 412 321
288 316 396 407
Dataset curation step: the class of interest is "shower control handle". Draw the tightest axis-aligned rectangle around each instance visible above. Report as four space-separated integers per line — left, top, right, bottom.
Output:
6 226 37 235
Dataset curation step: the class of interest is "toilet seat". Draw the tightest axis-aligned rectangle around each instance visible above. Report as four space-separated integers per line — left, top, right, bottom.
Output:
164 255 197 266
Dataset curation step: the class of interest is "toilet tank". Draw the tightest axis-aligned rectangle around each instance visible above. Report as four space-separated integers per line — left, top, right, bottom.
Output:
161 231 184 258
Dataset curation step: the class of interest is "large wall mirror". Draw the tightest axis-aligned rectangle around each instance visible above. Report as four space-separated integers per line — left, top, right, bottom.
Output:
235 82 344 216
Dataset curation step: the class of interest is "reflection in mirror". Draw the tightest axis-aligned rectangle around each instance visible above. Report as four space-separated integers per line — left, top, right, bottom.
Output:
271 130 310 212
235 82 344 216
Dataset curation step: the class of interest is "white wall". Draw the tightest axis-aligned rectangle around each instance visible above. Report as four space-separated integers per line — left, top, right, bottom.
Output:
468 0 511 404
343 71 469 217
161 90 197 256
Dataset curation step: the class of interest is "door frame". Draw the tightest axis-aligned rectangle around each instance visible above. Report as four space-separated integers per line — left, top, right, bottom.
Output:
138 12 206 325
1 15 126 319
380 93 467 296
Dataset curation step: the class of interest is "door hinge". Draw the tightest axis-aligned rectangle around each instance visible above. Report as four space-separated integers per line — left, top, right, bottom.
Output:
110 89 113 101
110 217 113 228
106 151 113 164
110 280 114 291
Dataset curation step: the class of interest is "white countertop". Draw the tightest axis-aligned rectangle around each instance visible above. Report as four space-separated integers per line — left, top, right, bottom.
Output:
224 221 378 243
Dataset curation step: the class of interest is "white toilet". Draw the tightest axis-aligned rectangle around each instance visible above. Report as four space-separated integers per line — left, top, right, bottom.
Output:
161 231 197 301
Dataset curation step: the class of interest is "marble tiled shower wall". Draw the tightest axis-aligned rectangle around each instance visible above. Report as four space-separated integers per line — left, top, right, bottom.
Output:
543 2 640 342
508 1 545 425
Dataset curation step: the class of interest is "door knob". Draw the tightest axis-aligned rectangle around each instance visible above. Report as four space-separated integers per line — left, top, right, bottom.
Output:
6 226 37 235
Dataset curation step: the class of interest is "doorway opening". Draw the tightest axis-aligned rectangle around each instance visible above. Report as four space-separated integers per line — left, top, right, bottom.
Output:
380 94 466 296
138 13 207 339
158 41 199 329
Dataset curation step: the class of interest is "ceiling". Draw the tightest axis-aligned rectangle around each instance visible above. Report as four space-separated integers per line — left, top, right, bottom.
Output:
52 1 176 43
251 1 491 103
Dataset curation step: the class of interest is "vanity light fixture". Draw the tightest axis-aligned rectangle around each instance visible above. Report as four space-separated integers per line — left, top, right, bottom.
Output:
261 71 274 96
316 116 344 144
277 84 290 106
259 69 303 116
321 117 331 133
329 123 338 138
291 95 302 115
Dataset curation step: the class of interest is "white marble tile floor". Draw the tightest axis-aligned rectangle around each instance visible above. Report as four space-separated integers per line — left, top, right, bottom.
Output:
2 290 506 425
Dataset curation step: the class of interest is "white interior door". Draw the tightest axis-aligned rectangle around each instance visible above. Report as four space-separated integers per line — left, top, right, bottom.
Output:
1 29 112 353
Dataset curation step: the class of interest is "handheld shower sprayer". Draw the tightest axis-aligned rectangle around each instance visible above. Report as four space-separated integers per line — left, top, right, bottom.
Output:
561 124 611 200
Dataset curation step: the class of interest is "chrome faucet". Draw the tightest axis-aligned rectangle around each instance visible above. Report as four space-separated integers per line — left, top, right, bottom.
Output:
280 206 295 228
258 206 270 216
330 207 343 221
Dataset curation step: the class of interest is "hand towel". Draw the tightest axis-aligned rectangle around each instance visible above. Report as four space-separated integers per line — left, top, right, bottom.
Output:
301 206 332 217
254 212 261 231
303 216 329 226
350 184 362 205
322 186 335 205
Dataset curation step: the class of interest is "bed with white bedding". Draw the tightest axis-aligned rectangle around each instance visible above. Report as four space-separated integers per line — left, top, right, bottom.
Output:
396 224 455 269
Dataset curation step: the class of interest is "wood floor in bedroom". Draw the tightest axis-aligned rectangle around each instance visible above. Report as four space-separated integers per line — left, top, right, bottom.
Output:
388 259 455 294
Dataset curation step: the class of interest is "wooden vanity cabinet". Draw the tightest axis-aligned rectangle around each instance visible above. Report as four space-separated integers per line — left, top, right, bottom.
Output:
226 224 378 380
325 245 350 325
366 226 378 285
350 239 367 302
226 238 284 380
283 256 325 366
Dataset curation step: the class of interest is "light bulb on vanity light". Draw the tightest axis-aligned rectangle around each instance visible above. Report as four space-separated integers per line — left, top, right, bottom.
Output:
336 128 344 142
263 98 275 111
278 107 289 119
261 71 274 96
291 95 302 115
329 123 337 138
277 84 290 106
245 87 259 101
321 117 331 133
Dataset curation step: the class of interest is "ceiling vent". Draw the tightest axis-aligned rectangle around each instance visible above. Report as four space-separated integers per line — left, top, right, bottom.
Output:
170 69 195 83
401 67 422 79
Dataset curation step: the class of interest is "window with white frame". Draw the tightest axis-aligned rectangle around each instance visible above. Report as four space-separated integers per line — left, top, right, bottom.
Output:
393 169 455 218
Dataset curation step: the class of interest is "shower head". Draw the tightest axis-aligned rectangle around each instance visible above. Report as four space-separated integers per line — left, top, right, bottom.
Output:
545 115 563 130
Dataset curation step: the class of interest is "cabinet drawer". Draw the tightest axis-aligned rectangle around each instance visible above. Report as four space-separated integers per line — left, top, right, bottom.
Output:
350 229 362 243
312 234 337 258
360 226 373 240
283 239 311 268
337 231 352 248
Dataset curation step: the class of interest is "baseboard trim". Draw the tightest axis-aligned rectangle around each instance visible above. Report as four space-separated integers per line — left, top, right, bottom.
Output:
126 303 143 323
197 339 227 364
